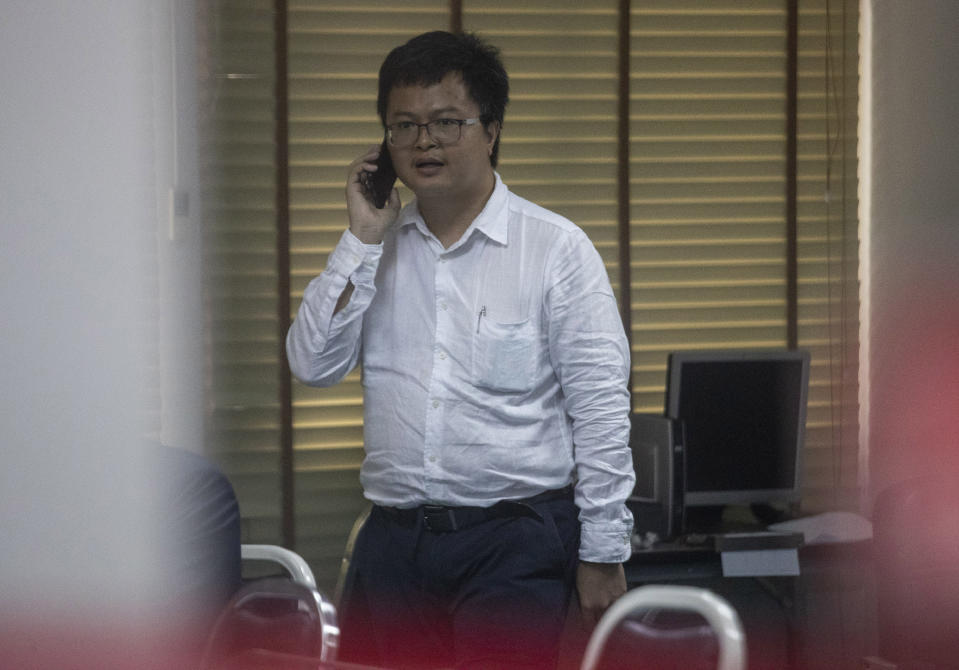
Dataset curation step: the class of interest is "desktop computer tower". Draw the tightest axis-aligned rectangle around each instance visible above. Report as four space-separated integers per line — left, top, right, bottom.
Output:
628 413 685 539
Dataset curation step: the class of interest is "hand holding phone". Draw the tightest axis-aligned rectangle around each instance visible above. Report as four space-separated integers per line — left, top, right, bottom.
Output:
347 142 399 245
363 140 397 209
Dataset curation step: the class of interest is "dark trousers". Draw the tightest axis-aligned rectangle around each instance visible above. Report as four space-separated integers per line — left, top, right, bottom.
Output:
338 495 581 670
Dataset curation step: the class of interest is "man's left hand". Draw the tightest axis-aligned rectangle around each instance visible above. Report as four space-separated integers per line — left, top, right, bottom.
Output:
576 560 627 628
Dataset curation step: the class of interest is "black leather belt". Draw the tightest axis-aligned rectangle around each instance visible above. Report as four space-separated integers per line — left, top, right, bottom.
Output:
378 485 574 533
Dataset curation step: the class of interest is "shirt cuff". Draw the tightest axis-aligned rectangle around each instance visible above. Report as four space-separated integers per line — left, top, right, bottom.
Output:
327 229 382 287
579 521 634 564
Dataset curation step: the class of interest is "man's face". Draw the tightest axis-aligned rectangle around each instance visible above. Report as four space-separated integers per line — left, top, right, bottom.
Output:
385 72 498 203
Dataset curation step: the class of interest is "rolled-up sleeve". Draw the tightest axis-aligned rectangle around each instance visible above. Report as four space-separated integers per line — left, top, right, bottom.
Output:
286 229 382 387
546 230 635 563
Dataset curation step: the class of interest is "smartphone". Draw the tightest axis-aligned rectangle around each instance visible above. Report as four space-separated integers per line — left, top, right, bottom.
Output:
364 139 397 209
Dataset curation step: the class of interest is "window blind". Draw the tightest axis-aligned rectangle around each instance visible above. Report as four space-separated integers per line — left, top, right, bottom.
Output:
629 1 791 408
795 0 860 511
200 0 284 547
628 0 860 512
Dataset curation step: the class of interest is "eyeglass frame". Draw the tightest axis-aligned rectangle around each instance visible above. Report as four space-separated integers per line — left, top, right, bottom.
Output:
385 117 481 148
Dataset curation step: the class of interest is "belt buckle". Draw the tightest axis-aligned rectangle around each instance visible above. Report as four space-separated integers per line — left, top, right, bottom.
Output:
423 505 458 532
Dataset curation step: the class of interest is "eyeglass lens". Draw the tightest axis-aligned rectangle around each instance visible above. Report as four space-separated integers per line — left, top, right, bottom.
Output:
389 121 462 147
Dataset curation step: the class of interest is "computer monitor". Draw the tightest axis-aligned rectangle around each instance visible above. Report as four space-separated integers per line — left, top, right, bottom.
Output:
665 349 810 507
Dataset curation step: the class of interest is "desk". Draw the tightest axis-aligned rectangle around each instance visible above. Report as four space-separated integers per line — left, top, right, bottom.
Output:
625 537 875 670
626 537 797 670
627 541 721 581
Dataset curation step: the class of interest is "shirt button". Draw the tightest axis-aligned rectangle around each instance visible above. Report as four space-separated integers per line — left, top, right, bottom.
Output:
429 455 437 463
440 302 448 310
438 351 447 360
432 400 440 409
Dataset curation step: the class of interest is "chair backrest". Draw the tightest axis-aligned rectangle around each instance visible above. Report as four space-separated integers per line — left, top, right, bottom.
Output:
200 577 337 668
334 504 372 609
241 544 318 590
148 443 243 618
200 545 339 670
580 585 746 670
591 610 719 670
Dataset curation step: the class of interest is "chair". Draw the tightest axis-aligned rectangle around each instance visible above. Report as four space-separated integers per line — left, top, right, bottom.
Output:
200 544 339 670
148 444 340 669
580 585 746 670
334 504 371 609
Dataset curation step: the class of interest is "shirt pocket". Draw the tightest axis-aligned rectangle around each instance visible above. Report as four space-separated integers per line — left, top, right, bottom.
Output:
471 316 539 393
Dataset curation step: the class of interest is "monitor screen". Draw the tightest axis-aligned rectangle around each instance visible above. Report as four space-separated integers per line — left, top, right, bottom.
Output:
665 349 810 507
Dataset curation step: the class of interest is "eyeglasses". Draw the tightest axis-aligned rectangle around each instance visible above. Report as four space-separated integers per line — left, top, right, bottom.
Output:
386 118 480 148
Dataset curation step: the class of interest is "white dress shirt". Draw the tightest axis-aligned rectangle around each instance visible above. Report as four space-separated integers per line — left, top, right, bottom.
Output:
287 174 634 563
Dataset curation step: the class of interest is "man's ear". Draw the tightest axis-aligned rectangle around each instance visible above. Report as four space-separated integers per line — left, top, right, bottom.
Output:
485 121 501 156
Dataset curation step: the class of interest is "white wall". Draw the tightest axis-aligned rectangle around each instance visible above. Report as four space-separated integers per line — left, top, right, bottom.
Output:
865 0 959 500
153 0 205 452
0 0 201 660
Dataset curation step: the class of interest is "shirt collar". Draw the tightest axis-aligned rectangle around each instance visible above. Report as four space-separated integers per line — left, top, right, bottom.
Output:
397 172 510 247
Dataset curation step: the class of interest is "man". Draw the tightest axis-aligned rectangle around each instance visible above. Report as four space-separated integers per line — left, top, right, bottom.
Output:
287 31 634 670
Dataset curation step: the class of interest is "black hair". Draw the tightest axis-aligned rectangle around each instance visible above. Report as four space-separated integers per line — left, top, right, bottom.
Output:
377 31 509 168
